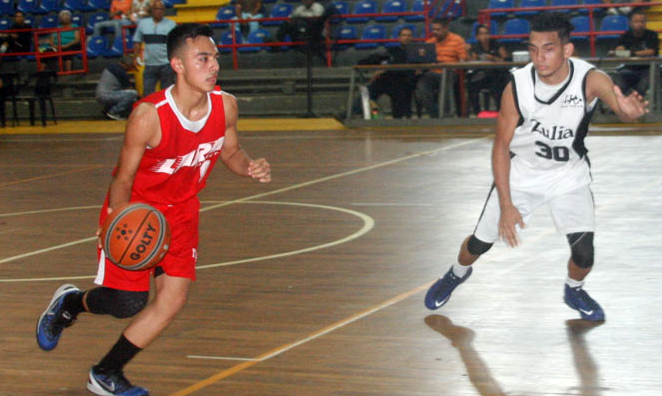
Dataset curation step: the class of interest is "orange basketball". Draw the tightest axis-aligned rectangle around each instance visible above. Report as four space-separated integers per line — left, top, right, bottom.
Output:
100 203 171 271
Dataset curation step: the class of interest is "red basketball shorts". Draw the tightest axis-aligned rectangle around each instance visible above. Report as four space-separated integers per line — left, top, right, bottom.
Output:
94 196 200 291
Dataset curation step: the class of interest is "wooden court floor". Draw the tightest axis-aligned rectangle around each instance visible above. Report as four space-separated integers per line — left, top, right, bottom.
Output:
1 122 661 396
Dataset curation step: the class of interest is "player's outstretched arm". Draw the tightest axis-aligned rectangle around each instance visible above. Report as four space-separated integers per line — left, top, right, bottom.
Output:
586 69 649 123
108 102 162 210
493 81 525 247
220 93 271 182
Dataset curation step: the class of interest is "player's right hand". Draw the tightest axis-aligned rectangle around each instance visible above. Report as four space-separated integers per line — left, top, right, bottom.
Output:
498 205 525 247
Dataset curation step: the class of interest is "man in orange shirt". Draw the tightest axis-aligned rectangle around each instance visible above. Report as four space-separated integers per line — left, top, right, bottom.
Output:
91 0 133 43
416 18 467 118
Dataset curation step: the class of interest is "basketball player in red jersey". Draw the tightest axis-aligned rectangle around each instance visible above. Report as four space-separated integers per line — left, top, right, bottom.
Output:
36 23 271 396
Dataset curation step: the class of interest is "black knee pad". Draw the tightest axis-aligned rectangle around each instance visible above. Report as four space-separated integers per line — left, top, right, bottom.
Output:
467 235 493 256
86 287 148 319
567 232 594 269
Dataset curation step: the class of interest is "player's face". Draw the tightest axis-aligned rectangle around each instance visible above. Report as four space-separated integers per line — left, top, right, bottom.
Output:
528 31 572 82
177 36 220 92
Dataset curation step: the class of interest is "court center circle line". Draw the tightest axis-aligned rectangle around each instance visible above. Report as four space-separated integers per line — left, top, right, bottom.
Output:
0 201 374 283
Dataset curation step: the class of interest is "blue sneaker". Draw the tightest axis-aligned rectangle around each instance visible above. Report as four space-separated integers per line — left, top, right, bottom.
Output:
87 366 149 396
564 284 605 322
424 266 473 310
36 284 79 351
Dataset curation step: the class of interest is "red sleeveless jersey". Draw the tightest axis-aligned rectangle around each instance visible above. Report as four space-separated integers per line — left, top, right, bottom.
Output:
128 86 227 205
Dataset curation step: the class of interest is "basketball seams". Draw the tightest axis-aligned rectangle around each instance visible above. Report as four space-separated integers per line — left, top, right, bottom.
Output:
118 210 152 269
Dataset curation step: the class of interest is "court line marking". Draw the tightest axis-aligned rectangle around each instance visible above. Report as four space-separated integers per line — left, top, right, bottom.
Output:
0 201 373 281
0 139 478 268
0 165 104 187
169 283 431 396
187 356 261 362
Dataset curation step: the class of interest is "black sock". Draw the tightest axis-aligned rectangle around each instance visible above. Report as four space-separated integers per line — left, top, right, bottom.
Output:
62 291 86 318
96 334 142 373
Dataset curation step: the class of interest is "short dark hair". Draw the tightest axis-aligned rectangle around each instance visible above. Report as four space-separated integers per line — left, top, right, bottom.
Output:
530 12 574 42
630 10 646 20
166 23 214 60
475 24 489 34
431 18 451 27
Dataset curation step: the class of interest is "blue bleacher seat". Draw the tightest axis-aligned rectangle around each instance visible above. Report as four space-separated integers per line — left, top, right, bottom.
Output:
63 0 92 11
385 23 415 47
515 0 544 16
70 12 84 27
218 30 243 53
500 18 530 43
85 12 108 33
0 17 11 31
355 24 386 49
405 0 430 22
263 3 292 26
86 35 107 58
376 0 406 22
23 16 34 26
570 15 590 41
467 20 498 44
332 1 350 22
87 0 109 10
17 0 39 14
597 14 627 40
487 0 514 18
347 0 378 24
214 6 235 28
550 0 578 12
238 28 269 52
0 0 14 15
335 25 357 50
580 0 604 14
38 0 61 13
39 14 59 28
104 34 133 57
438 0 463 19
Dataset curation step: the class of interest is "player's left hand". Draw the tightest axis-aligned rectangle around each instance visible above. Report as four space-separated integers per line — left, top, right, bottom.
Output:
614 85 649 120
248 158 271 182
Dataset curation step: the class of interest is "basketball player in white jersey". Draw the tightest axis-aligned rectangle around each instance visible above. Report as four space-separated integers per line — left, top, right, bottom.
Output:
424 13 648 321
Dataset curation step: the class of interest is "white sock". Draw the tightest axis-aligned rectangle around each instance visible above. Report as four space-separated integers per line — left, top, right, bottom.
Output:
566 277 584 289
451 262 470 278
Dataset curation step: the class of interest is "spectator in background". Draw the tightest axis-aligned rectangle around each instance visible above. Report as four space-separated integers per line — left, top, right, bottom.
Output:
232 0 265 40
133 0 176 95
351 27 417 118
91 0 133 42
273 0 335 45
415 18 467 118
467 24 509 116
601 0 651 15
610 10 659 96
0 12 33 54
40 10 80 72
96 54 139 120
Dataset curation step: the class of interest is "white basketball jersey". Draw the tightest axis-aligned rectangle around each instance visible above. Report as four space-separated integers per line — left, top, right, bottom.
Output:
510 57 598 192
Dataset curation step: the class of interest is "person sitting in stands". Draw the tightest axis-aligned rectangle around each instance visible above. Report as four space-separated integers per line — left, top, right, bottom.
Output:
467 24 509 116
232 0 265 40
96 54 139 120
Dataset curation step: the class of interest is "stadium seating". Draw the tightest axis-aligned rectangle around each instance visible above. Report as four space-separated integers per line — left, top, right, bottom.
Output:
515 0 544 17
218 30 243 53
385 23 415 47
86 35 107 58
405 0 428 22
331 1 350 23
38 0 61 14
335 25 357 50
63 0 93 12
376 0 406 22
263 3 292 26
550 0 578 12
104 34 133 57
88 0 110 11
0 17 11 31
238 28 269 52
39 14 59 28
17 0 39 14
580 0 604 13
570 15 590 41
214 5 235 28
487 0 514 18
85 12 108 34
355 24 386 49
499 18 529 43
0 0 14 15
597 14 627 40
347 0 378 24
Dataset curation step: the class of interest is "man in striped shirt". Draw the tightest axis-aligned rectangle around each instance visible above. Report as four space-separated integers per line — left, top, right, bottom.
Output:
416 18 467 118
